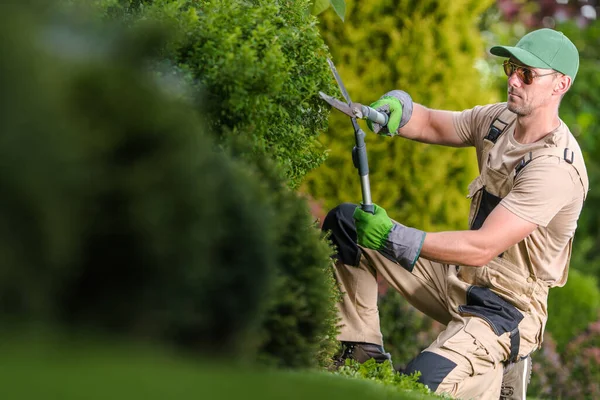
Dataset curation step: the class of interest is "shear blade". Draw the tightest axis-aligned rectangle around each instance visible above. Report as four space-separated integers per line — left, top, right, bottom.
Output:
320 92 367 119
319 91 356 118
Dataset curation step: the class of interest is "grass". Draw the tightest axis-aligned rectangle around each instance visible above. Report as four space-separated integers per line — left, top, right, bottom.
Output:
0 331 442 400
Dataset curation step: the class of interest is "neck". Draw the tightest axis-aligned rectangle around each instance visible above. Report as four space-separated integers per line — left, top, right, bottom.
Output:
513 107 561 144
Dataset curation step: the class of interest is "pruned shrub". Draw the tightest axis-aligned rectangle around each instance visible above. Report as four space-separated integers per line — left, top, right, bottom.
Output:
98 0 337 189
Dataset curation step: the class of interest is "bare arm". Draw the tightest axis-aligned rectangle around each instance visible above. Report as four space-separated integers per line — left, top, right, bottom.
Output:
419 204 538 267
398 104 468 147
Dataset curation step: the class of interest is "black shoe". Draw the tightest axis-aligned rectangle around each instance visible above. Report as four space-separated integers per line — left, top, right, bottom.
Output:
334 341 392 368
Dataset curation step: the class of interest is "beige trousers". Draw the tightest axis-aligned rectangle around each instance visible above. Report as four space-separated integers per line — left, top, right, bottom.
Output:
335 246 509 399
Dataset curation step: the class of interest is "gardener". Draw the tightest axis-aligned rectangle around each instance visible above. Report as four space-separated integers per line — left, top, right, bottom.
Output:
322 28 587 400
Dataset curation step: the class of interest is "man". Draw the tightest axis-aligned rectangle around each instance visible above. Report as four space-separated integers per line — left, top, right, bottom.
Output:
322 28 588 399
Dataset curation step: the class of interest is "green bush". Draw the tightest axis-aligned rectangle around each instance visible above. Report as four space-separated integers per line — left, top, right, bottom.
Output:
335 359 448 398
98 0 342 368
0 1 340 368
99 0 337 189
0 3 276 357
0 333 444 400
545 269 600 352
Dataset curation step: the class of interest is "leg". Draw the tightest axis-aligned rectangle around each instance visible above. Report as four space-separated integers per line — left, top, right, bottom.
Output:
322 203 451 346
500 355 532 400
406 318 505 399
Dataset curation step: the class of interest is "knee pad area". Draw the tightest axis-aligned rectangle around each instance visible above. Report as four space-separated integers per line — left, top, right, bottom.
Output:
405 351 457 392
322 203 361 267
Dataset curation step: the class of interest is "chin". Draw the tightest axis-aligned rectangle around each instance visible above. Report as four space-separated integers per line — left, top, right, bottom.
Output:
507 103 529 116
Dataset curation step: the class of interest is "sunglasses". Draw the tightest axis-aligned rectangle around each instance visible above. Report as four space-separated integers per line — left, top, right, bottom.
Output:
503 60 559 85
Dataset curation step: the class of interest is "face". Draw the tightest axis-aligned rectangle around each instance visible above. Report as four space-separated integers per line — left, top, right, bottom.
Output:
504 58 563 116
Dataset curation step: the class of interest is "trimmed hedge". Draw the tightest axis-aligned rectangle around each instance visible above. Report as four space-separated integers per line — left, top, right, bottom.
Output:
99 0 338 189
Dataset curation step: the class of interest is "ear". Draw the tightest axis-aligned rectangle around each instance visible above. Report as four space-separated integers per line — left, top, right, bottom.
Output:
553 74 572 96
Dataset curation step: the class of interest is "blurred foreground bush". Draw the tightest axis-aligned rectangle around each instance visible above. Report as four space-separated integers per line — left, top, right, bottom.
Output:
94 0 341 368
0 0 339 368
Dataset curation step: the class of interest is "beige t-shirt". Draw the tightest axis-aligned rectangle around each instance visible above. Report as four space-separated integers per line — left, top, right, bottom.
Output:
453 103 588 286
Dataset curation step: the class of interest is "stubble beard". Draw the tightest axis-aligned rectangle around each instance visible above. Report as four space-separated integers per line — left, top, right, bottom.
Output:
507 99 532 116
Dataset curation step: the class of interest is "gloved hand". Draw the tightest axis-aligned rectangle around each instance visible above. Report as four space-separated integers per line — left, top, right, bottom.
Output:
353 204 394 250
366 90 414 136
353 204 425 272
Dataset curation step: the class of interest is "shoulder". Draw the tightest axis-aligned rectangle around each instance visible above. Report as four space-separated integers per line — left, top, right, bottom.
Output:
454 102 512 123
532 122 589 196
453 103 514 146
515 152 586 200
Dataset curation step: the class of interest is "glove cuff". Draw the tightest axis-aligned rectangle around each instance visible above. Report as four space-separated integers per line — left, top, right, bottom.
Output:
383 90 413 132
378 222 425 272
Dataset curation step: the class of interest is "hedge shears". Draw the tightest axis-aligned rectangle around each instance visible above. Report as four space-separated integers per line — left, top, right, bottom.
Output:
320 59 390 214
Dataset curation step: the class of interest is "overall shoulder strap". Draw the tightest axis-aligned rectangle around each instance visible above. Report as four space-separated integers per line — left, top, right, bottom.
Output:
514 147 588 200
485 108 515 143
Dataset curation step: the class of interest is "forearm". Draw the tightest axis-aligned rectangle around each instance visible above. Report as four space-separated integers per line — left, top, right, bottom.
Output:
419 230 494 267
397 104 465 147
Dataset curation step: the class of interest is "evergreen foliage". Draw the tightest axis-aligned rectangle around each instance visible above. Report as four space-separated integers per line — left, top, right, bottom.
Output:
1 333 444 400
304 0 497 231
95 0 342 369
0 4 274 357
1 0 340 368
335 359 449 398
101 0 337 189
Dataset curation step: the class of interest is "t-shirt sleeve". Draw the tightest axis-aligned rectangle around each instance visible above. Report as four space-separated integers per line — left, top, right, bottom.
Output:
501 157 576 227
452 103 508 148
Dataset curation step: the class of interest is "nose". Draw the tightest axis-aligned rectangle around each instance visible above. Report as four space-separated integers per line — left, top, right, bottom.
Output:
507 71 522 88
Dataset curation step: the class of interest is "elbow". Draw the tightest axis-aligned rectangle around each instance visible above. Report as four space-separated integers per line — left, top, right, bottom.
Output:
472 246 501 267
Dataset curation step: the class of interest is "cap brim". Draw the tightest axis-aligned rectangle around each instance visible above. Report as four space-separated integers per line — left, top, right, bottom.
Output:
490 45 554 70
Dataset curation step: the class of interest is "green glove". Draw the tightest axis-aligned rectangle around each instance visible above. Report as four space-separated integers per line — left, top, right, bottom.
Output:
367 96 403 135
353 203 426 272
366 90 414 136
353 204 393 250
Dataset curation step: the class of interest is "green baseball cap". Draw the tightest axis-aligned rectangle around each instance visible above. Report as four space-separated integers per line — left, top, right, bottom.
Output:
490 28 579 80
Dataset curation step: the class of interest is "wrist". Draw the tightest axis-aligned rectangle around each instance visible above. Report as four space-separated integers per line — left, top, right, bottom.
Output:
379 223 425 272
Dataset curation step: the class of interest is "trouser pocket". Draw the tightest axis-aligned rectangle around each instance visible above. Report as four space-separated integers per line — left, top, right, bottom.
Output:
458 285 524 362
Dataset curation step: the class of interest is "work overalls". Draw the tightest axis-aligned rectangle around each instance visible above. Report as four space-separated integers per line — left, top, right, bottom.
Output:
323 108 588 399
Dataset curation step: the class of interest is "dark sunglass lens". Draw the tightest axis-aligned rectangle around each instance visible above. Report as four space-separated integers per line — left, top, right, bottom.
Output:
503 62 512 77
521 68 533 84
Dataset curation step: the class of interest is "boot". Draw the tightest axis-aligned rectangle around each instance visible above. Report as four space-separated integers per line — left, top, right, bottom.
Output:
500 355 533 400
334 341 392 368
